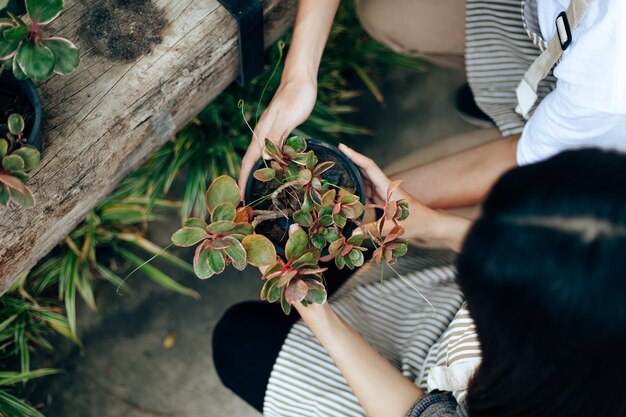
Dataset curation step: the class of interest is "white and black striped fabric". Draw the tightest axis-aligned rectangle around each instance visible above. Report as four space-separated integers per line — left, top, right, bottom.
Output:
263 251 465 417
466 0 556 136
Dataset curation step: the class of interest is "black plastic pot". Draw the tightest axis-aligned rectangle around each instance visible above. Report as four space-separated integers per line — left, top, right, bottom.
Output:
0 70 43 151
245 139 366 255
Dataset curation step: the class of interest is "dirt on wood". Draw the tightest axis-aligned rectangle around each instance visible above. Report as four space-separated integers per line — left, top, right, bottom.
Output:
80 0 168 62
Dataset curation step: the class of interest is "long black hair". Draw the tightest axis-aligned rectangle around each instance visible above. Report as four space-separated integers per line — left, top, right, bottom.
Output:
457 149 626 417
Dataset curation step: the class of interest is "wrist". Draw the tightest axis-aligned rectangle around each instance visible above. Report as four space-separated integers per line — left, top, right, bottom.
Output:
429 210 471 252
281 56 318 88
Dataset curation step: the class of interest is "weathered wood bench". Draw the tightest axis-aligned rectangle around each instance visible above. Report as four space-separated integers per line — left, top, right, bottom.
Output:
0 0 296 293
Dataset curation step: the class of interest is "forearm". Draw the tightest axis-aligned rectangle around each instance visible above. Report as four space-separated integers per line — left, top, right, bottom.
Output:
296 302 422 417
396 135 520 210
282 0 340 83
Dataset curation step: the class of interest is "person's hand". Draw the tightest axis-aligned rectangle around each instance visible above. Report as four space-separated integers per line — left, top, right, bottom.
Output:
238 77 318 196
339 144 470 251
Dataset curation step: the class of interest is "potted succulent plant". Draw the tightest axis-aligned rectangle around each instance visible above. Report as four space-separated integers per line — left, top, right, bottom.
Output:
0 112 41 206
171 137 411 314
1 0 79 206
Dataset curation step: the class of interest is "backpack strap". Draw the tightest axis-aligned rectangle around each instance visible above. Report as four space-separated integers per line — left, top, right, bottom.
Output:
515 0 594 119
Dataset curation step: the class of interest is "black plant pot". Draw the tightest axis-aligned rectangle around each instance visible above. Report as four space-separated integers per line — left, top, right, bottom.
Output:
245 139 366 256
0 70 43 151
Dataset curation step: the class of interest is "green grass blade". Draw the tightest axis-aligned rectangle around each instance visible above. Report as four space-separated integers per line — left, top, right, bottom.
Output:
116 248 200 299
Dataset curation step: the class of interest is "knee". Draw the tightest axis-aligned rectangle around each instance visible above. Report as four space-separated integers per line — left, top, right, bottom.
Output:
356 0 465 59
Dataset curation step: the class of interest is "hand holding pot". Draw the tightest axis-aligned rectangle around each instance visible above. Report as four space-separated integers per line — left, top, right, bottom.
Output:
339 144 471 252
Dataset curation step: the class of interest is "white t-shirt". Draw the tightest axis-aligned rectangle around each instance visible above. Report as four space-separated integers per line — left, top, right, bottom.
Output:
516 0 626 165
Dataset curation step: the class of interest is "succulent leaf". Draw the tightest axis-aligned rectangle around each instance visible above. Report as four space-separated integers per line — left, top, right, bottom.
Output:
266 278 282 303
193 244 215 279
205 175 240 214
11 54 27 79
211 202 237 222
293 210 313 227
305 281 327 305
322 227 341 243
311 234 326 249
347 234 365 246
223 236 247 270
321 189 335 206
253 167 276 182
2 154 24 171
183 217 208 228
230 222 254 236
9 184 33 207
349 249 364 267
0 139 8 158
280 290 292 315
332 213 347 228
335 254 346 269
285 136 306 153
297 169 312 185
0 173 25 192
206 220 235 234
242 234 276 267
263 139 280 160
2 23 27 42
285 278 308 304
0 184 9 206
16 41 55 80
43 37 79 75
285 225 308 262
207 249 226 274
328 237 345 255
305 151 318 170
0 34 19 61
340 194 360 204
12 146 40 170
26 0 63 24
171 227 206 247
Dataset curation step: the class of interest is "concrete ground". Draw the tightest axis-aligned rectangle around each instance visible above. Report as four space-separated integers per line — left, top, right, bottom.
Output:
32 65 475 417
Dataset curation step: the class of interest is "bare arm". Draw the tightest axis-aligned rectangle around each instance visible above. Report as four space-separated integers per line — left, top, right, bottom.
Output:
394 135 520 209
284 0 341 83
295 302 423 417
239 0 341 193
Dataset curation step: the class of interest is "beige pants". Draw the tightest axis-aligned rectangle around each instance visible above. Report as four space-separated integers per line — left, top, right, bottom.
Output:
355 0 502 218
356 0 466 70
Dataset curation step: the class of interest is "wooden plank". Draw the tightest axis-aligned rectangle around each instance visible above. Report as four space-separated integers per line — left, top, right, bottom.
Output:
0 0 297 293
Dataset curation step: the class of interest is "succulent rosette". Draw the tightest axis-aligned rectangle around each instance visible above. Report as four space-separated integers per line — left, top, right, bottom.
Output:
171 176 277 279
0 0 79 80
0 113 40 207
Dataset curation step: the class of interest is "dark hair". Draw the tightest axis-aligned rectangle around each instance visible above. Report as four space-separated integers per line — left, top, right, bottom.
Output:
458 149 626 417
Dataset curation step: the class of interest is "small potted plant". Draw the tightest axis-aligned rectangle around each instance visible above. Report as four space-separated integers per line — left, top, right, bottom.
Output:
0 112 41 206
1 0 80 152
172 137 410 314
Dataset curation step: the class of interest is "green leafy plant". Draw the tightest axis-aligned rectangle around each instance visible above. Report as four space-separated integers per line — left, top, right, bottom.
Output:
171 176 277 279
0 277 66 417
0 0 79 80
172 137 411 314
0 113 40 207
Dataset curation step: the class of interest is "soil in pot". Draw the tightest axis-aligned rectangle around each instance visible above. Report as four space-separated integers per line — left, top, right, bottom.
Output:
0 82 35 139
246 140 365 253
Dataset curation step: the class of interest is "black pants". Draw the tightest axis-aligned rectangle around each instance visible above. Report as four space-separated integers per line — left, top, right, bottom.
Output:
212 264 351 412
